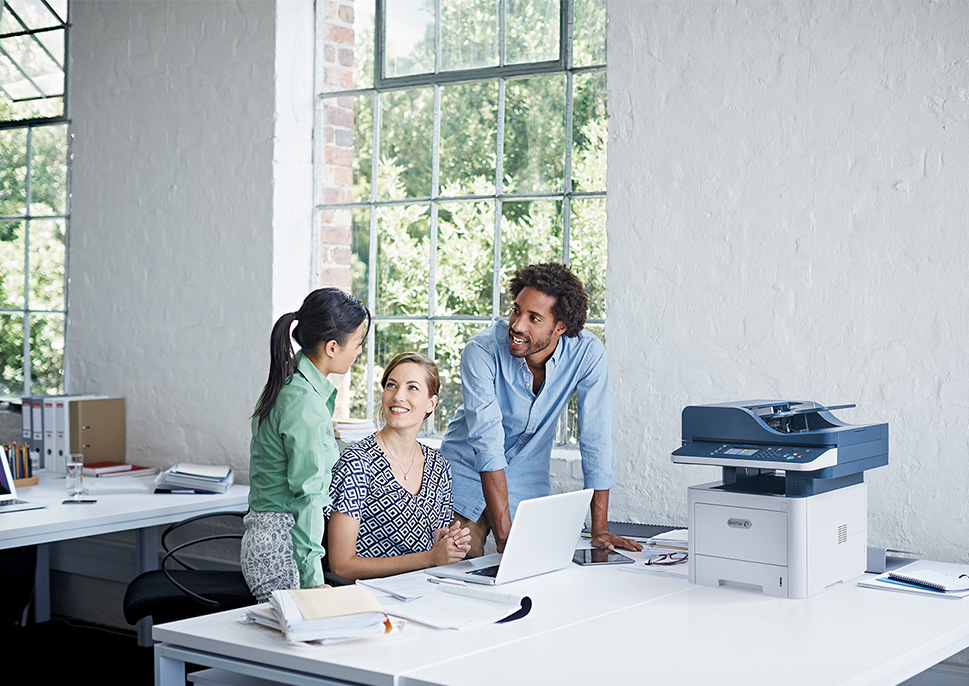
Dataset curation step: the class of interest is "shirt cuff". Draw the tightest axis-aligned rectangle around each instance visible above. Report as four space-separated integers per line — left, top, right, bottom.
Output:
476 452 508 473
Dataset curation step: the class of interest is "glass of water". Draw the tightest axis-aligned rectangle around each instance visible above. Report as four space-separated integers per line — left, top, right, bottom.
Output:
66 453 85 497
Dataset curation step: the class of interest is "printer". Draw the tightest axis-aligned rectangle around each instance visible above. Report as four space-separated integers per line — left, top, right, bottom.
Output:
671 400 888 599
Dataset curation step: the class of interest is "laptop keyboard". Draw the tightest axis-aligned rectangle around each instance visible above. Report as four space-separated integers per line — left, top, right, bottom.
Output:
0 498 29 507
467 565 500 578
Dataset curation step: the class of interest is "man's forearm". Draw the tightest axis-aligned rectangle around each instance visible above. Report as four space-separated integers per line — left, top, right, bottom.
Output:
590 489 610 535
480 469 512 544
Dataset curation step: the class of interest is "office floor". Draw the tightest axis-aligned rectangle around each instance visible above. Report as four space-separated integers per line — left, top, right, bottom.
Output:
3 617 153 685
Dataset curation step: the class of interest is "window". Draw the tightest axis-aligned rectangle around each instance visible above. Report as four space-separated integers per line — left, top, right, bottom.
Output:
315 0 607 439
0 0 70 397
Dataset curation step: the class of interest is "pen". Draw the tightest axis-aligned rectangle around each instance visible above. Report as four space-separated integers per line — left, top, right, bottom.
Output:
427 576 466 586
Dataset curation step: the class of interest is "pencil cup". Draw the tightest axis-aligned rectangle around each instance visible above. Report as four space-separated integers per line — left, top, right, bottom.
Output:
66 453 84 497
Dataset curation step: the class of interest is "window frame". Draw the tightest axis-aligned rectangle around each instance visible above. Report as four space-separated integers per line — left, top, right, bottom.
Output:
314 0 606 435
0 0 71 398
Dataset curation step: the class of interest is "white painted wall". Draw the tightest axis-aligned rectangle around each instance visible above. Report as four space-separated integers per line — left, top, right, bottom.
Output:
66 0 313 477
604 1 969 568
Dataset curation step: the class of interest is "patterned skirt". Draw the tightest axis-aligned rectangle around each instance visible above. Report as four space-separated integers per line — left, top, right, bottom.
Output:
240 510 301 602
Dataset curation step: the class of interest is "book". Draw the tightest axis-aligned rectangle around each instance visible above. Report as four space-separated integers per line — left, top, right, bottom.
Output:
857 565 969 600
83 461 132 475
249 586 392 643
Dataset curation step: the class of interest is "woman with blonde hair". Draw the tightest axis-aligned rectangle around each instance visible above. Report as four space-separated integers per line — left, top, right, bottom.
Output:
326 352 470 580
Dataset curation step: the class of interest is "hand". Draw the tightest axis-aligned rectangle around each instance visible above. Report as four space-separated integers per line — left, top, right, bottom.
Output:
444 520 472 553
430 527 470 566
591 532 643 552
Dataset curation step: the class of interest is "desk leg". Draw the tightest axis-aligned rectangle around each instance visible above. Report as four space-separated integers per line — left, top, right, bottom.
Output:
136 526 161 646
33 543 50 623
155 644 186 686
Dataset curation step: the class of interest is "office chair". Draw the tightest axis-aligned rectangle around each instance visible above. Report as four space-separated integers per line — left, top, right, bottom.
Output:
122 511 256 628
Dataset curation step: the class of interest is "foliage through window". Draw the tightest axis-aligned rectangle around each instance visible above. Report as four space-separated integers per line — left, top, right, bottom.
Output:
0 0 69 397
315 0 606 441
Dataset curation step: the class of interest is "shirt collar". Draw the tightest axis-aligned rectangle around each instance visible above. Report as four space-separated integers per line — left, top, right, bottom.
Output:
295 350 337 401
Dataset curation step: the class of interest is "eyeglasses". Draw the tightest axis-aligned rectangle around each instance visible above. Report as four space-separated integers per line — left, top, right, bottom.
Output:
645 552 688 566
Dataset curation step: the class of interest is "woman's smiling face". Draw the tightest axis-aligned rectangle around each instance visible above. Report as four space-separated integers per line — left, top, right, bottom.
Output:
381 362 438 428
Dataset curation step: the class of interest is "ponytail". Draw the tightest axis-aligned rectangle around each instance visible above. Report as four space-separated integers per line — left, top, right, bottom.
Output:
253 288 369 428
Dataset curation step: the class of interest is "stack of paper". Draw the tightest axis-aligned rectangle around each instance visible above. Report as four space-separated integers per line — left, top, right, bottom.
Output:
858 566 969 600
379 581 531 630
155 463 233 493
333 418 376 442
247 586 392 643
647 529 689 551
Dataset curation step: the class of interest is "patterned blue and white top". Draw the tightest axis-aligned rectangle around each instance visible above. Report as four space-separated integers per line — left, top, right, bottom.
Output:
326 434 454 558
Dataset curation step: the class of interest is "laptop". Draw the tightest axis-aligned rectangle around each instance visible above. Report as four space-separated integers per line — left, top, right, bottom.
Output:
0 447 45 513
427 489 593 585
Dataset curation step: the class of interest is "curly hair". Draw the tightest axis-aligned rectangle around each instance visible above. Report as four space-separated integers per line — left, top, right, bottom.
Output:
509 263 588 337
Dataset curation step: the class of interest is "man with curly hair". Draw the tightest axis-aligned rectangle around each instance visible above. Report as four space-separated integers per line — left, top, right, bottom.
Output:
441 263 641 557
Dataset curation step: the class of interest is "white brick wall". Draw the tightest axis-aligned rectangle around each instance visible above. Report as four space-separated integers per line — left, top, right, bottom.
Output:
66 0 312 476
604 0 969 567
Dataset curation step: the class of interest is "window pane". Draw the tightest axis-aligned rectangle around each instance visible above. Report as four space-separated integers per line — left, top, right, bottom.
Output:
30 123 68 214
379 88 433 199
0 29 65 121
0 128 28 215
375 204 430 316
322 93 371 204
0 314 25 396
503 75 566 194
573 0 607 67
374 321 429 418
29 312 63 394
442 0 498 71
320 0 375 92
0 220 25 309
28 218 64 310
436 201 495 317
569 197 606 320
349 207 371 304
506 0 559 65
499 199 563 313
432 321 487 434
440 81 498 197
385 0 434 78
6 0 64 29
571 70 606 192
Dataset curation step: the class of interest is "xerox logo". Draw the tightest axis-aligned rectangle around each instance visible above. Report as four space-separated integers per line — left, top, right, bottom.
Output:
727 518 752 529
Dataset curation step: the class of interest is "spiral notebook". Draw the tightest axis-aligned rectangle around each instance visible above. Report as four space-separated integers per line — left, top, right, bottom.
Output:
857 564 969 599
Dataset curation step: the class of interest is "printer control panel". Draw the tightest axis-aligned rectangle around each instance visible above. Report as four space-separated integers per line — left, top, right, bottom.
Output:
672 442 838 471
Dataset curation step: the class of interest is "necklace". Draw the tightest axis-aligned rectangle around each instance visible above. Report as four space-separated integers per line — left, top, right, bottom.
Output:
379 435 419 481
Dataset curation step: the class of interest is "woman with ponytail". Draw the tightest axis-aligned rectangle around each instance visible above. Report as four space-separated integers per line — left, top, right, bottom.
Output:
241 288 370 601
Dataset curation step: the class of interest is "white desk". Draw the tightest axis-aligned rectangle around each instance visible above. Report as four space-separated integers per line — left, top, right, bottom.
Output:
153 562 969 686
0 472 249 631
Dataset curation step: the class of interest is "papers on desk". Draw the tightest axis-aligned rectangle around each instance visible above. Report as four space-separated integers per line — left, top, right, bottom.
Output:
857 563 969 600
380 581 531 629
357 569 433 601
155 463 233 493
245 586 394 643
647 529 689 551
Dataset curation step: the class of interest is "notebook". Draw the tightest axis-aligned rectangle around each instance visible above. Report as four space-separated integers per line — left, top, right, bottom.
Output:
0 446 45 513
427 489 593 586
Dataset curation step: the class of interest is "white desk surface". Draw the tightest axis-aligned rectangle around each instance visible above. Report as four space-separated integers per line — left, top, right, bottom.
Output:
404 564 969 686
0 472 250 549
154 565 690 686
154 561 969 686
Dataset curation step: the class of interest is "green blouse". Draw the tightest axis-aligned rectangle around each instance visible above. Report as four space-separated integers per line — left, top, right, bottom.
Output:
248 351 338 588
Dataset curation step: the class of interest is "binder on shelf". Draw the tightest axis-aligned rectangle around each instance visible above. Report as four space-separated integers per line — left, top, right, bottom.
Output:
68 397 125 467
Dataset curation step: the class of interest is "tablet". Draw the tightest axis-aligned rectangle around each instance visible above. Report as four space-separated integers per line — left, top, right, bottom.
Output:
572 548 636 565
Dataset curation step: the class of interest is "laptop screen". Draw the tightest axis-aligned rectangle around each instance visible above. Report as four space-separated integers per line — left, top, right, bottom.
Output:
0 447 16 497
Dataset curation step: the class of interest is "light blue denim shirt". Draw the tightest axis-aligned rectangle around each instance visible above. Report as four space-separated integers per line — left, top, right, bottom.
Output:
440 320 616 521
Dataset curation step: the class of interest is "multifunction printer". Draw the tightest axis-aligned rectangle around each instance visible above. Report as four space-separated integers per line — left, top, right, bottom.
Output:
671 400 888 599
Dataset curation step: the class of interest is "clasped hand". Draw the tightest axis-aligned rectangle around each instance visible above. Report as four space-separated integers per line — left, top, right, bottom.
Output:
431 520 472 566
